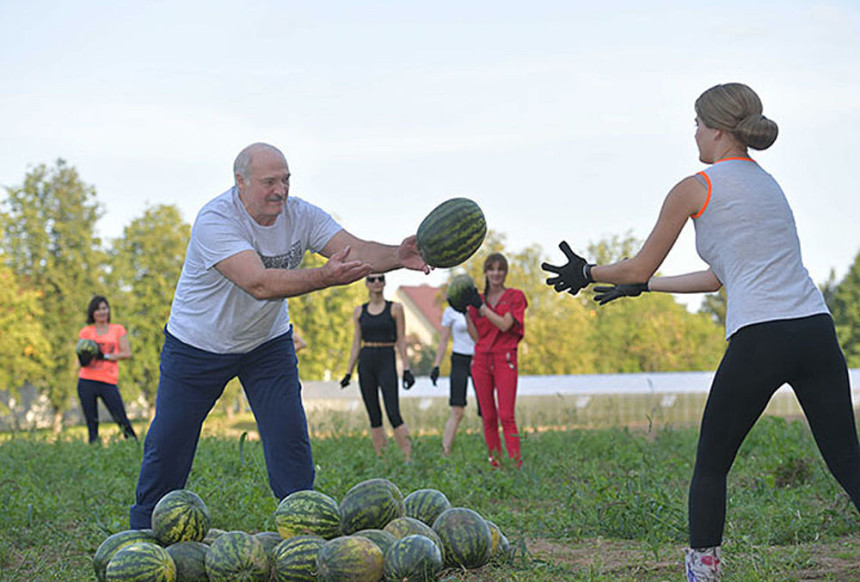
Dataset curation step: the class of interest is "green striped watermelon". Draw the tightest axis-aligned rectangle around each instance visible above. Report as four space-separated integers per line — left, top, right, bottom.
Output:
253 531 284 558
382 534 443 582
203 528 226 545
205 531 270 582
271 535 324 582
383 517 444 559
275 490 342 540
339 478 405 534
105 541 176 582
93 530 160 582
404 489 452 528
444 275 478 313
152 490 210 545
416 197 486 268
352 529 398 556
316 536 384 582
486 520 513 563
432 507 492 569
165 541 209 582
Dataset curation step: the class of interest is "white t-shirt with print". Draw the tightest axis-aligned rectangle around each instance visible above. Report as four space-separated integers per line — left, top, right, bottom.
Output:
167 187 341 353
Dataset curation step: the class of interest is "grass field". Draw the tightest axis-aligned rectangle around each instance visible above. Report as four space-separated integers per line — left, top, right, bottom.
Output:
2 401 860 581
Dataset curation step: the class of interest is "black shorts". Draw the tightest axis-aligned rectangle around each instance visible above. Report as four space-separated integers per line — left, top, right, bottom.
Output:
449 352 473 407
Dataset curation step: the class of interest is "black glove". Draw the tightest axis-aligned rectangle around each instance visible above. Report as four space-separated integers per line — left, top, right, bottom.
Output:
95 348 105 360
430 366 440 386
592 283 650 305
402 370 415 390
340 373 351 388
463 286 483 310
541 241 594 296
77 352 95 367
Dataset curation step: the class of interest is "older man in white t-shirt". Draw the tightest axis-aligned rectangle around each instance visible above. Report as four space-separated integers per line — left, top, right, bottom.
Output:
130 143 428 529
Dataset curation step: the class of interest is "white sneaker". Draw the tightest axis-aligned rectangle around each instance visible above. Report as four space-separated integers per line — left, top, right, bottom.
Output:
684 546 721 581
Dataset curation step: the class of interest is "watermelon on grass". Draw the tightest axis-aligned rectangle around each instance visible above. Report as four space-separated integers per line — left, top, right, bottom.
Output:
432 507 493 569
353 529 398 556
275 490 342 540
416 197 487 268
271 535 324 582
316 536 383 582
486 520 513 563
383 517 444 558
93 530 160 582
205 531 270 582
253 531 283 558
165 541 209 582
404 489 452 528
152 489 211 545
105 542 176 582
203 528 226 545
383 534 443 582
339 478 405 534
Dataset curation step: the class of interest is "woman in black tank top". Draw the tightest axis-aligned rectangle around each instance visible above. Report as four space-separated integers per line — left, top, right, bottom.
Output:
340 274 414 462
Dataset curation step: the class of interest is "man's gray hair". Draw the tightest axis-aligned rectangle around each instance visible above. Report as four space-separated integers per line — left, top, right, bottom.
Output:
233 143 286 185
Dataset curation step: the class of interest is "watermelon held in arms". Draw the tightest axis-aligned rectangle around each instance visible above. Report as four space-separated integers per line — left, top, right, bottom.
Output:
339 478 405 534
383 534 443 582
271 535 325 582
432 507 493 570
105 541 176 582
404 488 452 528
93 529 160 582
76 338 101 366
444 275 478 314
416 197 487 268
152 489 211 546
275 489 342 540
205 530 271 582
316 535 384 582
165 541 209 582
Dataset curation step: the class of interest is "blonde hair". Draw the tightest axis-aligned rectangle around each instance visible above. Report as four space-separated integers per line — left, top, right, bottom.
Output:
695 83 779 150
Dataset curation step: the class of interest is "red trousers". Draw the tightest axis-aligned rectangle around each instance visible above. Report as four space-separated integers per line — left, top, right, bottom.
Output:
471 350 520 462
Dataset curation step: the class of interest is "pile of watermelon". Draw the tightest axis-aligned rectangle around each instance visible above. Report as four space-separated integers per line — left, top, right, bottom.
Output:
94 479 515 581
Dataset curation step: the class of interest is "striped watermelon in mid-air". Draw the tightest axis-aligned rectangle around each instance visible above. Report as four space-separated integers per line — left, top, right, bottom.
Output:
205 530 270 582
383 534 443 582
105 541 176 582
339 478 405 534
93 529 160 582
316 535 384 582
416 197 486 268
152 489 210 546
275 490 342 540
271 535 325 582
432 507 493 569
404 488 452 529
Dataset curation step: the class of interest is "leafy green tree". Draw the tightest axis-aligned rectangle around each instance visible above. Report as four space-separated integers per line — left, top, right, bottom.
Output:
0 160 106 431
700 287 727 327
107 205 190 416
828 250 860 366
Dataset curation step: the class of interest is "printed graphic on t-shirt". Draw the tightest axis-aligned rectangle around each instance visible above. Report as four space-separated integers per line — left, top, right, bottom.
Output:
260 240 303 270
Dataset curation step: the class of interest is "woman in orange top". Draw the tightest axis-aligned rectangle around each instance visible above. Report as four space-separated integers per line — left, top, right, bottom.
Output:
77 295 137 443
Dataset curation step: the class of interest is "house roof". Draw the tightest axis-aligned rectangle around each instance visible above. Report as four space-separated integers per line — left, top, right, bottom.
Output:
396 284 445 333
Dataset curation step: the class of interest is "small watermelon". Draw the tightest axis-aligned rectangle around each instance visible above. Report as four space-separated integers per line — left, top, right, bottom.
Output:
76 338 100 356
152 489 211 546
271 535 324 582
105 541 176 582
432 507 492 569
383 534 443 582
93 529 160 582
275 490 342 540
383 516 444 558
253 531 284 559
203 528 226 545
352 529 398 556
339 478 405 534
416 197 487 268
165 541 209 582
404 489 452 528
205 531 270 582
316 536 384 582
444 275 478 313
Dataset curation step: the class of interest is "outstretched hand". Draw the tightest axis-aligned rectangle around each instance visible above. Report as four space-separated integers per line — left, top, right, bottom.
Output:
592 283 650 305
322 246 374 287
398 235 430 274
541 241 594 296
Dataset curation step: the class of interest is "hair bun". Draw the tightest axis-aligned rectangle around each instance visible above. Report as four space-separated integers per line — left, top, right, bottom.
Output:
735 113 778 151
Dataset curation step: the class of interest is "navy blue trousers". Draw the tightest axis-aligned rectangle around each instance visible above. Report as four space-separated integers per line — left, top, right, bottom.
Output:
77 378 137 443
129 328 314 529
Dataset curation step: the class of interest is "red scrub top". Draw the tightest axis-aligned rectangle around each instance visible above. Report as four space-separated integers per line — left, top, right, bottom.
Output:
468 288 527 354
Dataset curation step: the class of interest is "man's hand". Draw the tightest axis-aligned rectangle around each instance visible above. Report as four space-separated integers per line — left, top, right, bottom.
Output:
321 246 373 287
340 373 351 388
430 366 440 386
592 283 650 305
398 235 430 274
541 241 594 296
402 370 415 390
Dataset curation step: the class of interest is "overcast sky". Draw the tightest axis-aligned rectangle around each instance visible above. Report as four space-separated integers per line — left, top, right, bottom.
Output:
2 1 858 309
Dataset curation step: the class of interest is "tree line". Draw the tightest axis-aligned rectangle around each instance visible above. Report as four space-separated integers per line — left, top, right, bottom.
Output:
2 160 859 430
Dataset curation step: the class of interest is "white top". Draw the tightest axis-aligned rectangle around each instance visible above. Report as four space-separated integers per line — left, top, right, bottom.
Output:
694 159 828 339
441 306 475 356
167 187 341 353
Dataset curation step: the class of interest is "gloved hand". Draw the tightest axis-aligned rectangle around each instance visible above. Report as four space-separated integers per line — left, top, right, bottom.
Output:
463 286 483 310
402 370 415 390
430 366 440 386
541 241 594 296
592 283 650 305
340 373 351 388
95 348 105 360
77 352 95 367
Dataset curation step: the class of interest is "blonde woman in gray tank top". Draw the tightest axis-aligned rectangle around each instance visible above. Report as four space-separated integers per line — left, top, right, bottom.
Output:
542 83 860 582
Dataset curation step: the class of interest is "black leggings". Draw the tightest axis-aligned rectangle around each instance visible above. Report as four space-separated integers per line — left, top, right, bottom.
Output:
689 314 860 547
358 347 404 429
77 378 137 443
